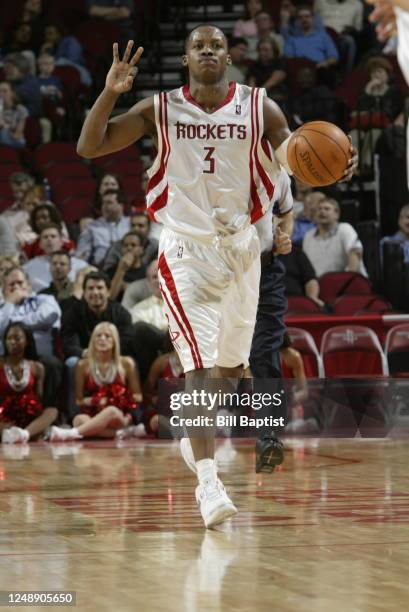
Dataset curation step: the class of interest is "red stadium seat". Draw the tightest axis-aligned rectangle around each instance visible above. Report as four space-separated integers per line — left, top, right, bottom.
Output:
333 294 391 316
45 162 92 184
287 296 322 315
92 146 141 169
35 143 78 170
0 198 13 213
24 117 42 149
101 161 144 177
0 145 20 164
122 175 144 200
53 178 97 203
319 272 372 304
54 66 82 95
58 197 93 224
385 324 409 377
284 327 324 377
0 165 25 180
0 181 13 199
321 325 388 377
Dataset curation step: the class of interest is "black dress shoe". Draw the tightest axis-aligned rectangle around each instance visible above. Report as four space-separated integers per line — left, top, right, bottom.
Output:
255 433 284 473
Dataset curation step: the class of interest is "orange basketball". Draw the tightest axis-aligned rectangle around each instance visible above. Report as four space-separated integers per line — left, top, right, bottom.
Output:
287 121 350 187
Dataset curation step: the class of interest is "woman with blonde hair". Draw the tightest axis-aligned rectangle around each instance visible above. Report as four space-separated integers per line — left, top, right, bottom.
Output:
49 322 142 440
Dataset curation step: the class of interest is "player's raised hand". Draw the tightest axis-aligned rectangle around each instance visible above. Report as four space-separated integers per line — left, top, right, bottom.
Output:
106 41 144 95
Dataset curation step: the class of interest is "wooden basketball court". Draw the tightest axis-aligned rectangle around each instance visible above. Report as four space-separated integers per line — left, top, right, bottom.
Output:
1 438 408 611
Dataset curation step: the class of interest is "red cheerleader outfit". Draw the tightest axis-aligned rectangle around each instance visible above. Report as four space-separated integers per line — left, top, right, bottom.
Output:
0 364 44 428
81 372 139 417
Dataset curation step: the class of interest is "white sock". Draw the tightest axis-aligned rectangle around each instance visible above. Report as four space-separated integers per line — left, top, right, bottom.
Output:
196 458 217 486
70 427 81 439
21 429 30 443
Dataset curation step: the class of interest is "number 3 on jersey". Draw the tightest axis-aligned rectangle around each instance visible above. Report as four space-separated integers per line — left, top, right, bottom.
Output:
203 146 215 174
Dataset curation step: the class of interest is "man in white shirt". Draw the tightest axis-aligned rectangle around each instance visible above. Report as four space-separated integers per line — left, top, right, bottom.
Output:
24 224 87 292
302 197 367 276
76 189 130 266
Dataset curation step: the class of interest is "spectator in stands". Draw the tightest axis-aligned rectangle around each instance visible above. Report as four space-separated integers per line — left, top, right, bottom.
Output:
303 197 367 276
280 0 323 35
39 23 92 87
280 246 324 306
50 322 143 441
3 52 42 116
121 278 152 311
61 270 134 419
233 0 263 42
226 37 249 83
292 190 324 243
283 5 339 68
289 66 338 126
93 173 124 214
37 54 64 100
380 203 409 262
1 172 35 244
0 220 17 257
357 57 402 120
108 232 146 301
39 251 75 303
0 81 28 149
76 189 130 266
0 267 62 407
12 0 47 51
86 0 135 43
23 224 87 292
0 256 19 304
4 23 36 73
0 322 58 445
130 260 167 382
103 211 158 272
247 38 288 103
315 0 363 72
23 202 73 259
351 56 403 170
255 11 284 56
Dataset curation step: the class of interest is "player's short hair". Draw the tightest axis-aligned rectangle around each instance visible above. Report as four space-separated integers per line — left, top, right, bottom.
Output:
185 24 227 51
297 4 313 15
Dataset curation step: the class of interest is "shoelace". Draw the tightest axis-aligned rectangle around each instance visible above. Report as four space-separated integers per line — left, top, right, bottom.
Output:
200 481 224 503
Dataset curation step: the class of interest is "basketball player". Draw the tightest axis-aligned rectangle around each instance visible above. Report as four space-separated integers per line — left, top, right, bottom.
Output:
77 26 357 528
251 169 293 473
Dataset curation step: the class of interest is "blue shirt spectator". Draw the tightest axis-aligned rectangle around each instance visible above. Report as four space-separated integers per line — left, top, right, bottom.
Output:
3 53 42 116
76 190 131 266
283 6 338 66
380 204 409 263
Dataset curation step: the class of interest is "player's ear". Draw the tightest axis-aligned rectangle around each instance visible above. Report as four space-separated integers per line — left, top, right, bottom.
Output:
226 54 232 65
182 55 188 67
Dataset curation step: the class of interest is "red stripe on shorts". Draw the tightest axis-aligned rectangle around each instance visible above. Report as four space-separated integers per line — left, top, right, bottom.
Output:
158 254 203 369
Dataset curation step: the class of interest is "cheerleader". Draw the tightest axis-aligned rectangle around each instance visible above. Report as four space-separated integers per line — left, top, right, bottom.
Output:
49 322 142 440
0 323 58 443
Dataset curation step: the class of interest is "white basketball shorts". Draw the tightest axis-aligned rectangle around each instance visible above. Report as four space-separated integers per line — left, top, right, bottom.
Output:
158 226 261 373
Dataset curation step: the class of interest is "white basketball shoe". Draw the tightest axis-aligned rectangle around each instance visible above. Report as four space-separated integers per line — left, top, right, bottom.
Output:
196 479 238 528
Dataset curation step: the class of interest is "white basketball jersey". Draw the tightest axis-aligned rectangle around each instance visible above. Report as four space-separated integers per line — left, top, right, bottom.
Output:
146 83 280 237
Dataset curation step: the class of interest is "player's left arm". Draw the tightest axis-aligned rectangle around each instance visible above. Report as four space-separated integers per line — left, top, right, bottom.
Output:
262 97 358 181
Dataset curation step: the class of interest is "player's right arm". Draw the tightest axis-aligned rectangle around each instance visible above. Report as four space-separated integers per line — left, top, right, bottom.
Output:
77 41 156 158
